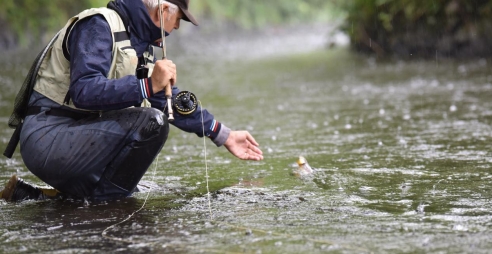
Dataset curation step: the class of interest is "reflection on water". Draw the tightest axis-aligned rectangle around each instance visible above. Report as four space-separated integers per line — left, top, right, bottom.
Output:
1 27 492 253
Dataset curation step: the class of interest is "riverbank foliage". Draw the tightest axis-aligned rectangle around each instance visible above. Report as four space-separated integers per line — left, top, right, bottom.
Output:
0 0 337 50
342 0 492 58
0 0 93 48
2 0 491 58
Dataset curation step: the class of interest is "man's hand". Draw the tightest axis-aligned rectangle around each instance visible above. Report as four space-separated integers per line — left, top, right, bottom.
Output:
151 59 177 94
224 131 264 161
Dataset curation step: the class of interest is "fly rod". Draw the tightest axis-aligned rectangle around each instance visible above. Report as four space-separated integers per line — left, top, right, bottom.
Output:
159 0 174 121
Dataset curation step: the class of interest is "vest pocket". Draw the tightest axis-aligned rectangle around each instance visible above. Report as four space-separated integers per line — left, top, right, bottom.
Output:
113 47 138 79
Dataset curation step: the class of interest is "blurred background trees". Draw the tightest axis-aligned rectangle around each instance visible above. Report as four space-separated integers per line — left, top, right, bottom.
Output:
342 0 492 58
1 0 491 58
0 0 338 50
0 0 92 48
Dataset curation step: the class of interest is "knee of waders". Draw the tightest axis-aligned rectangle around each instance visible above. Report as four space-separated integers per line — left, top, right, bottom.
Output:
99 109 169 196
138 108 169 141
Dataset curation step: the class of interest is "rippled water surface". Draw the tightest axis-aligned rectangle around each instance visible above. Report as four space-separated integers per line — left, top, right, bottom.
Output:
1 28 492 253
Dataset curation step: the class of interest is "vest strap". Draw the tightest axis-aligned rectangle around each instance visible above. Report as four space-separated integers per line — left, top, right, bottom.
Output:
62 20 78 61
114 31 130 42
107 1 131 36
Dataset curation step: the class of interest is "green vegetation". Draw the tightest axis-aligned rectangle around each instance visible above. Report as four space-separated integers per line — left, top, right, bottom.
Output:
0 0 338 49
341 0 492 58
190 0 338 29
0 0 93 45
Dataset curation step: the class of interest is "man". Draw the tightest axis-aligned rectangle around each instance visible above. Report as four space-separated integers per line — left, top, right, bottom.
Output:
0 0 263 202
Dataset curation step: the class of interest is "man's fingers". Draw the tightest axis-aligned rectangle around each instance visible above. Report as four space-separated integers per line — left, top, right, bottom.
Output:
250 145 263 155
246 132 259 147
242 152 262 161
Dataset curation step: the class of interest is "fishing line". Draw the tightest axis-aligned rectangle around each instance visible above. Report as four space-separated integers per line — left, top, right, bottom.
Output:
199 100 213 220
101 156 159 242
101 100 213 242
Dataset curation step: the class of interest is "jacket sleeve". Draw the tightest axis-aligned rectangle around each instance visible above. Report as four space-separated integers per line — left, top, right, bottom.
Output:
68 15 150 110
165 86 231 147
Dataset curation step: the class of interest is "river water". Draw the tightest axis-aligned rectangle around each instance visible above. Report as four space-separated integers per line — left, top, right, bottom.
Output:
1 25 492 253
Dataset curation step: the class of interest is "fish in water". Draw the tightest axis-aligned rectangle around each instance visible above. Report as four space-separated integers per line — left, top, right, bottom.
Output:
293 156 314 177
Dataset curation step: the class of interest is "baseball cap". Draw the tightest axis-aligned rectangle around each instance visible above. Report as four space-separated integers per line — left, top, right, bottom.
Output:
166 0 199 26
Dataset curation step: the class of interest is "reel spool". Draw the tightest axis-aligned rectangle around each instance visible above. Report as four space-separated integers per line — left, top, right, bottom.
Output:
173 91 198 115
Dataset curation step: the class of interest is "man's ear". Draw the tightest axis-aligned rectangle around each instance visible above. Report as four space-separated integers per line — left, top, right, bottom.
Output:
158 4 171 20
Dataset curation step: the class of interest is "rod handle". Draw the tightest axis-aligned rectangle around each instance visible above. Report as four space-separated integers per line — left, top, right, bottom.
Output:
166 85 174 122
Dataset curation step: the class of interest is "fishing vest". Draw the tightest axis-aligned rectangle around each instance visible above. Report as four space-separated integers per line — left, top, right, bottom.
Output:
33 7 154 110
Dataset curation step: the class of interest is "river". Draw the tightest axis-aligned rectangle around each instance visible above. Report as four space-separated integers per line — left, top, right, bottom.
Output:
1 25 492 253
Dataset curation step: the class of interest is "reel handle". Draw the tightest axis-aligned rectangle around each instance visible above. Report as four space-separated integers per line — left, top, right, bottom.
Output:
173 91 198 115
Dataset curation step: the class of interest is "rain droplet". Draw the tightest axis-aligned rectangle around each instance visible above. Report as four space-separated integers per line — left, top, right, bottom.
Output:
457 65 467 74
450 105 457 112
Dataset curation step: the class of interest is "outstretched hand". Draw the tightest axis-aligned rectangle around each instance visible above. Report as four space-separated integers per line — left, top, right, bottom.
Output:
224 131 263 161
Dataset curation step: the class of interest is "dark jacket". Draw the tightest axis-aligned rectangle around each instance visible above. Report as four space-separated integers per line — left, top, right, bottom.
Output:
29 0 229 145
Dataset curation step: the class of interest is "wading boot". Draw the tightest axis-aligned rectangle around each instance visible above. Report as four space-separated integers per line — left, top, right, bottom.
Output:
0 175 60 202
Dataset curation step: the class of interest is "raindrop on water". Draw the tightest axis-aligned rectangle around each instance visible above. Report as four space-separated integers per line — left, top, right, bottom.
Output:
458 65 467 74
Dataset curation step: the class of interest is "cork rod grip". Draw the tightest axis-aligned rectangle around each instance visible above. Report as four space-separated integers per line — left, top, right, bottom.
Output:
166 84 174 121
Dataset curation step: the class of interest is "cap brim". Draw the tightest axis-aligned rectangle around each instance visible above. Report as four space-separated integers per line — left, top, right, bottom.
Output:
181 8 199 26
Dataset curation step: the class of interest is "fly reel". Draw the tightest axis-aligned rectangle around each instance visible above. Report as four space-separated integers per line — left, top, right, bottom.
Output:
173 91 198 115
